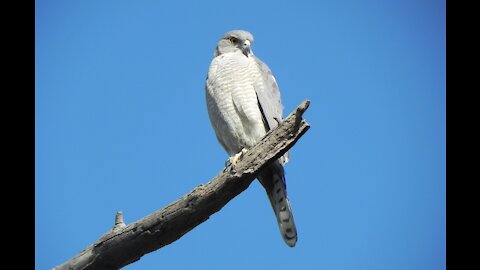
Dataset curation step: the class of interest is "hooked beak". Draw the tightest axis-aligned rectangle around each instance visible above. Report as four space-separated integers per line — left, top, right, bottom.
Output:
242 39 251 57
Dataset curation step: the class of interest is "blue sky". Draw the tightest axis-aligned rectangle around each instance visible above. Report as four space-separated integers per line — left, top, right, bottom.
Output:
35 0 445 269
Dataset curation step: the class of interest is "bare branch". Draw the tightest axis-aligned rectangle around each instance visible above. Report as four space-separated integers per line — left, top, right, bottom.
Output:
54 100 311 270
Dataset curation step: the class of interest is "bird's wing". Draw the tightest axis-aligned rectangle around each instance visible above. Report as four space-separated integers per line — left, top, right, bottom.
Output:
253 56 284 130
253 56 289 163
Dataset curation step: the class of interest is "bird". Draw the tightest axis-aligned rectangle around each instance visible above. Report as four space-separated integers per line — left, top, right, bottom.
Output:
205 29 297 247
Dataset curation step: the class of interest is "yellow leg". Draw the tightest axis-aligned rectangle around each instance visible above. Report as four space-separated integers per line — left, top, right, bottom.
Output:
227 148 248 165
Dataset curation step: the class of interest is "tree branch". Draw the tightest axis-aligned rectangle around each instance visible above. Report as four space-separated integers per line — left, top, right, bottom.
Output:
54 100 311 270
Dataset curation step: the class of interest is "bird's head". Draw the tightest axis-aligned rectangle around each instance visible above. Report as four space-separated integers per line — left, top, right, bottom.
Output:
214 29 254 58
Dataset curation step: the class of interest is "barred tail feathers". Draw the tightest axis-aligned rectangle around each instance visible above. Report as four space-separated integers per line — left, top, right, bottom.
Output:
258 161 297 247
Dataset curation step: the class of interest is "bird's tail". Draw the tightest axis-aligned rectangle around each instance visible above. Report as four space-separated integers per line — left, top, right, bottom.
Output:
258 160 297 247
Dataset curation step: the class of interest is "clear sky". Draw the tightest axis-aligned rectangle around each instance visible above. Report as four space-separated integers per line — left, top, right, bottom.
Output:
35 0 446 269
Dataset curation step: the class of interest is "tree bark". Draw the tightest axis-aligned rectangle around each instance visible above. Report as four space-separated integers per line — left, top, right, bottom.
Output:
54 100 311 270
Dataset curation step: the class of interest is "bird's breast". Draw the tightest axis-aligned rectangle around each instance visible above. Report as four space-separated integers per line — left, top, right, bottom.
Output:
206 52 266 154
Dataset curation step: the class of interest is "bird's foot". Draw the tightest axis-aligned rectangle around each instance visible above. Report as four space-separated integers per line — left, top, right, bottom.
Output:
273 117 282 125
225 148 248 167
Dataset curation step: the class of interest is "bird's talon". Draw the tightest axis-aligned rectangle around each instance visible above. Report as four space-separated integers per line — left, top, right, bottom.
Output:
227 149 247 166
273 117 281 125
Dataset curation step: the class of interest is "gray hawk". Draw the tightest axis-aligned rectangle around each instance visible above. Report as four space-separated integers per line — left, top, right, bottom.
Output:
205 29 297 247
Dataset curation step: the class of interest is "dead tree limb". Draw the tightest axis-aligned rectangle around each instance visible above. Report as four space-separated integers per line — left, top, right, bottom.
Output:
54 100 311 270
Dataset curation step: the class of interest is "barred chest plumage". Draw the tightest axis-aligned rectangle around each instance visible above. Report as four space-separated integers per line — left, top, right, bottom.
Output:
205 51 266 155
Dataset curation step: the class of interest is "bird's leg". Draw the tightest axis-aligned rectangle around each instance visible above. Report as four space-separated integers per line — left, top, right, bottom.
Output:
225 148 248 167
273 117 282 126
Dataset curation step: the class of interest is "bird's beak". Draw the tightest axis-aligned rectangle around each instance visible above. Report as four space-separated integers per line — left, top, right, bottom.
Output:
242 40 251 57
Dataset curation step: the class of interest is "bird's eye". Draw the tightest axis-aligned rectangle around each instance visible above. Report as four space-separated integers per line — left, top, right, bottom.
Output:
228 37 238 44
